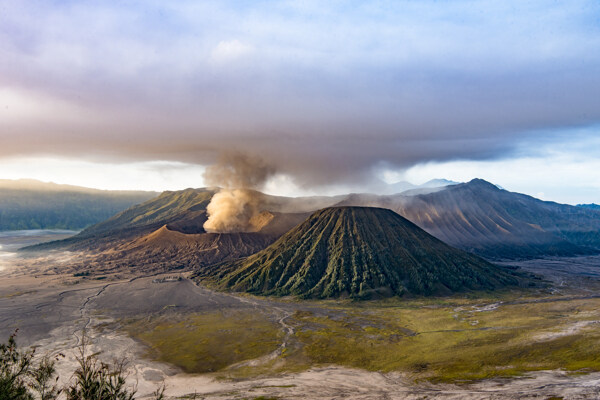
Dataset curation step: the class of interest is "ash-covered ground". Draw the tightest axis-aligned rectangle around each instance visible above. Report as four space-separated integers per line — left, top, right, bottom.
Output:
3 231 600 399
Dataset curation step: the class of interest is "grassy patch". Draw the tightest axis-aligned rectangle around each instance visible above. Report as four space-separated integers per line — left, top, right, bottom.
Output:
125 310 283 373
124 292 600 383
290 297 600 382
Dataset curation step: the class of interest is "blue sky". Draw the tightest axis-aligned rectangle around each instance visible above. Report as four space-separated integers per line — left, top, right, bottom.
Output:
1 1 599 203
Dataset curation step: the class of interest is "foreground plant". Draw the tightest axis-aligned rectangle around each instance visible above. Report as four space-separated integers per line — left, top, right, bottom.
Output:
65 338 135 400
27 355 61 400
1 332 166 400
0 331 34 400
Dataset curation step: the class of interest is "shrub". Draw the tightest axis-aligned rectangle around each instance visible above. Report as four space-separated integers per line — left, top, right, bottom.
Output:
0 331 34 400
1 332 166 400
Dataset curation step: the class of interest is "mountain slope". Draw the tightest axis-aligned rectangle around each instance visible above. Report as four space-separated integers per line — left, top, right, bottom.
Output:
25 188 215 251
92 211 308 272
77 225 279 274
339 179 600 259
27 179 600 261
196 207 523 299
578 204 600 211
0 179 157 231
26 187 339 252
381 178 459 195
82 188 215 238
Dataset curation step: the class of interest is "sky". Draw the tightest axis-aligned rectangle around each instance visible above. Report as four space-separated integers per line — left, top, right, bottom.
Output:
1 1 599 204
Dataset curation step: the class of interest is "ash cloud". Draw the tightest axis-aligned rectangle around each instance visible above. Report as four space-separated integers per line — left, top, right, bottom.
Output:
203 153 274 233
203 152 275 190
1 1 600 189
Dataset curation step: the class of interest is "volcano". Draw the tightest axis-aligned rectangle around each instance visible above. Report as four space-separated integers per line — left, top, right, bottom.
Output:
197 207 525 299
338 179 600 259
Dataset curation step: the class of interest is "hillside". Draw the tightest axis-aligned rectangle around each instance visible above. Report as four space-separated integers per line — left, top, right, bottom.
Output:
60 211 310 274
27 179 600 261
578 204 600 211
24 188 218 251
73 225 279 274
0 179 157 231
339 179 600 259
196 207 523 299
26 188 336 252
380 178 459 195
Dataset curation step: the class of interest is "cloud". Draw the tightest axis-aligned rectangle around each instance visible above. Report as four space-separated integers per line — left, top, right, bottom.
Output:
0 157 208 192
0 1 599 189
399 131 600 205
210 40 253 64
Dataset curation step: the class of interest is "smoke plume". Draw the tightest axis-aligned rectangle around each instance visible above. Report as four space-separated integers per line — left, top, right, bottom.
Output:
203 152 275 233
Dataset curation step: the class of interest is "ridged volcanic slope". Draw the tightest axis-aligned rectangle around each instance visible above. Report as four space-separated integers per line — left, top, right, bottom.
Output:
198 207 521 298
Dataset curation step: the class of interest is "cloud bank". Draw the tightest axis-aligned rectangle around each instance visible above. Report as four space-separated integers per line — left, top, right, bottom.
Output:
1 1 600 188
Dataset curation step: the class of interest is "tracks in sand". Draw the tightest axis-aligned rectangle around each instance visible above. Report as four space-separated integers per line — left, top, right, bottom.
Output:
72 283 116 345
192 282 296 370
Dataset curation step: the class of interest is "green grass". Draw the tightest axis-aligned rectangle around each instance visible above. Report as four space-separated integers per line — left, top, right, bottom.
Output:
125 309 283 373
291 297 600 382
125 294 600 383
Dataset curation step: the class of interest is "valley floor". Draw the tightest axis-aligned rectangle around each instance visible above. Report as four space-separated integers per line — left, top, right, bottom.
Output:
3 251 600 399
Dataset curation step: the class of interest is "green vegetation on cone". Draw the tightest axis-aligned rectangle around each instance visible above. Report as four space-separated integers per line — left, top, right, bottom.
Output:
197 207 524 299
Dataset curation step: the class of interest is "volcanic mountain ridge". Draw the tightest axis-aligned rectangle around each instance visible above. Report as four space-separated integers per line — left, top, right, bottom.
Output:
195 206 528 299
25 179 600 269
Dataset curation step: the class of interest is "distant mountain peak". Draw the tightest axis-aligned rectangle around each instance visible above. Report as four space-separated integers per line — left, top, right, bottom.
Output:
421 178 460 187
468 178 491 184
383 177 460 195
464 178 501 190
